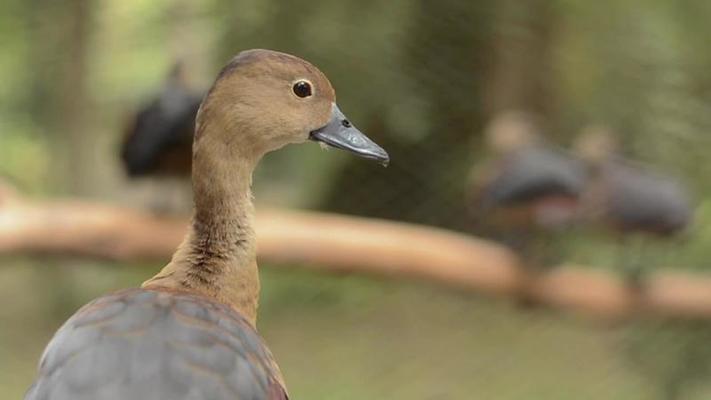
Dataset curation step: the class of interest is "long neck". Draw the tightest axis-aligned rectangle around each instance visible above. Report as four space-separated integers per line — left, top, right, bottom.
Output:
143 141 261 326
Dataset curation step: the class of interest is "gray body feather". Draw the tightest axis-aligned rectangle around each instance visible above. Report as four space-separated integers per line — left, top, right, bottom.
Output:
482 146 587 207
26 289 287 400
599 160 692 235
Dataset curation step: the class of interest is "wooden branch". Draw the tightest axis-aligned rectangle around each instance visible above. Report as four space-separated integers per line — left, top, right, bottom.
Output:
1 191 711 321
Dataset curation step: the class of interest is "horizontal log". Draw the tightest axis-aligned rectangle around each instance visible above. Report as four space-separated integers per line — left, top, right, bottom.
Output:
1 188 710 320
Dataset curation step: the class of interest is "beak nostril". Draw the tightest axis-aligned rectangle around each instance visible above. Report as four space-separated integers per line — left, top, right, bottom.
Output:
310 104 389 163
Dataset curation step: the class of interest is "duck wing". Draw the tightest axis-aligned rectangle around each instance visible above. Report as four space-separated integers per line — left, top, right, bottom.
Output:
25 288 287 400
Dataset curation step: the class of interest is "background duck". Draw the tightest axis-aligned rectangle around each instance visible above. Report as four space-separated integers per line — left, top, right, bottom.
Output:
120 61 202 178
574 126 694 287
118 61 204 214
25 49 388 400
468 111 586 268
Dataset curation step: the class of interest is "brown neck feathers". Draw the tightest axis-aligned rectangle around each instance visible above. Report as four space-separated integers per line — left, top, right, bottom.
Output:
143 130 262 326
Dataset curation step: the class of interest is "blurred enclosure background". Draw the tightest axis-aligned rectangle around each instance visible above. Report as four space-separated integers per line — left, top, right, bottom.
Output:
2 0 711 399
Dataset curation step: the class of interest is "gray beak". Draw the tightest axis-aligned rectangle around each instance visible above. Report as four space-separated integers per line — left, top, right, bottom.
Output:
309 104 390 165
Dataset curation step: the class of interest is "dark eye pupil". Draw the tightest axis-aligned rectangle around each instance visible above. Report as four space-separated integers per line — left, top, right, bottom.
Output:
293 81 312 98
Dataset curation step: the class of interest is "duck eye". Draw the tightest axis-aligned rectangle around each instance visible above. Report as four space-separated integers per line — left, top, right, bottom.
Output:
292 81 312 98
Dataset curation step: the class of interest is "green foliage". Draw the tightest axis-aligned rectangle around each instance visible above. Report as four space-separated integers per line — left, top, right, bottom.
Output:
0 124 49 193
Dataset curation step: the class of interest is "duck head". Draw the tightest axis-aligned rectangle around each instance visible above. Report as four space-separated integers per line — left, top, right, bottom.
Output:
485 111 542 155
573 124 619 166
195 49 389 165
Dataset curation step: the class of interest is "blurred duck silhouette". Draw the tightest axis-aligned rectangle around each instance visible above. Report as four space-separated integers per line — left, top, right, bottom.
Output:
467 112 587 306
120 61 203 213
121 61 202 178
468 111 586 270
574 125 694 288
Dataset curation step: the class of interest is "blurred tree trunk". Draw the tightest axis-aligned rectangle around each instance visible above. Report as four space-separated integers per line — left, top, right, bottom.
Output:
25 0 60 141
319 0 560 229
60 0 94 195
26 0 94 194
167 0 211 82
319 0 495 229
23 0 96 326
215 0 317 64
483 0 557 122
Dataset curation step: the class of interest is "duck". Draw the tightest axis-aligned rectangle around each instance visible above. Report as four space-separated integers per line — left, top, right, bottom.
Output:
120 61 202 178
468 111 586 267
25 49 389 400
574 126 693 285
